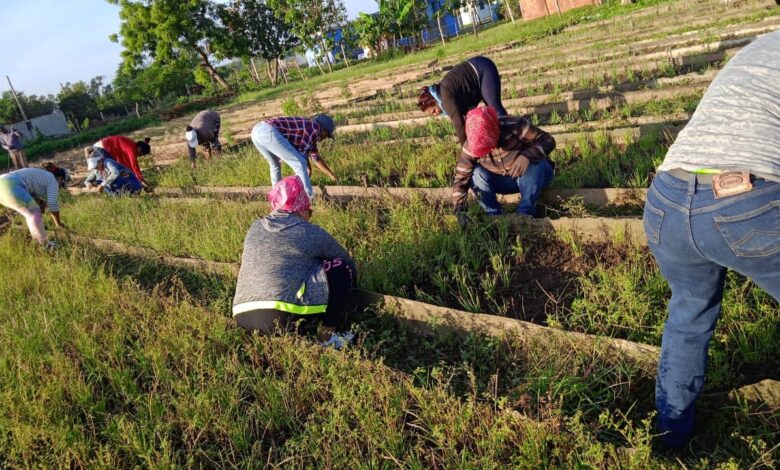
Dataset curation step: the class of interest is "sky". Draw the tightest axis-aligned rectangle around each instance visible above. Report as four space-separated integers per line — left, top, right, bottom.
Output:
1 0 379 98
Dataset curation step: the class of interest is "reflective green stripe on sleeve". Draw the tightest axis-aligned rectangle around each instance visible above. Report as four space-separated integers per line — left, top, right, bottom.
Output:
692 169 722 174
233 300 327 316
296 282 306 300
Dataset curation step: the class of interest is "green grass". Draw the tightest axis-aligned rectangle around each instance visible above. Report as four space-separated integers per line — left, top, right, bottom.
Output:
149 126 668 190
54 194 780 388
1 216 777 466
5 0 779 465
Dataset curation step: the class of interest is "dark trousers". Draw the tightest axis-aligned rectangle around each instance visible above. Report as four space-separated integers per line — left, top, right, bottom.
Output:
235 260 356 335
469 56 508 116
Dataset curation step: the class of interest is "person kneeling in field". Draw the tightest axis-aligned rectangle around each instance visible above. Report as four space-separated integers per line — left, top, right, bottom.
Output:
452 106 556 225
251 114 338 200
232 176 357 348
84 153 143 196
0 166 69 249
86 135 152 191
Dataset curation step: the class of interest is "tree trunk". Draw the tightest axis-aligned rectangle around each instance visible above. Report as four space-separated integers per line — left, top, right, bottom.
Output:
265 60 278 87
470 4 479 37
278 58 290 84
318 37 333 73
503 0 516 24
134 102 141 118
249 58 261 84
436 15 446 46
313 54 326 75
340 43 350 69
194 46 231 92
293 58 305 80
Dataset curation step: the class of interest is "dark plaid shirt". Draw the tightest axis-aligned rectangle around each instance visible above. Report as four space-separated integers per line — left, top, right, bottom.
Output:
452 116 556 208
265 117 322 160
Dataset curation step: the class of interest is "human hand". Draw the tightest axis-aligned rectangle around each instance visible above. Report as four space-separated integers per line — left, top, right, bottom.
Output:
509 155 530 179
455 204 469 229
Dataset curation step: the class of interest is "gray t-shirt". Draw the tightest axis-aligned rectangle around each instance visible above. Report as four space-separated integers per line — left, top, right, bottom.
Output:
657 30 780 182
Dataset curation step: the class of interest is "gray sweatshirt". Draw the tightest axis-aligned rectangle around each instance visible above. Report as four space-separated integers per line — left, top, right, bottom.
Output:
657 30 780 182
232 212 356 316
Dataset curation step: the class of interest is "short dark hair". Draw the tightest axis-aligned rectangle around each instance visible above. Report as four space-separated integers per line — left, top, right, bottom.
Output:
185 125 193 131
136 140 151 155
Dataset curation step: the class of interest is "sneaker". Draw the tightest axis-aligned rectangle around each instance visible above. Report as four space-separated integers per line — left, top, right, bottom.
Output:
320 331 355 350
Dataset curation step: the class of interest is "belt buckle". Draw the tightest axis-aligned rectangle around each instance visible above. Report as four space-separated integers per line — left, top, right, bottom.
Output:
712 171 752 199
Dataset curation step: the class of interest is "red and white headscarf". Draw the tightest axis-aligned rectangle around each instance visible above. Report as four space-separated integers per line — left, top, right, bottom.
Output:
268 176 311 213
465 106 500 158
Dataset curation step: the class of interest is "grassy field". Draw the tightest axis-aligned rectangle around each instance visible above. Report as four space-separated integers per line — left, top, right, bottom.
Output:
2 0 779 466
0 224 777 467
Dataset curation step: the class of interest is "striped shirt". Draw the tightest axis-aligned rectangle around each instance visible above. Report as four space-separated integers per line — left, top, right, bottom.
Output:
9 168 60 212
265 117 322 160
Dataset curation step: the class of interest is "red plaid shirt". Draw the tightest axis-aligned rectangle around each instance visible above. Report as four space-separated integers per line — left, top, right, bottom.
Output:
265 117 322 160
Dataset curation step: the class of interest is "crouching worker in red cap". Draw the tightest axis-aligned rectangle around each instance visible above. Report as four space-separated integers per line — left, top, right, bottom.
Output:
232 175 357 348
453 106 556 226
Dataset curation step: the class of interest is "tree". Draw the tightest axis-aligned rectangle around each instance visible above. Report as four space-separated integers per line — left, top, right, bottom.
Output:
0 92 56 123
354 13 386 57
113 58 198 106
214 0 297 87
268 0 347 74
58 82 100 123
107 0 231 91
430 0 463 44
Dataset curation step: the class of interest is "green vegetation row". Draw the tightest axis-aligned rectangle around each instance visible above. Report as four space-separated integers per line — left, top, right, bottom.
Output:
149 126 669 190
51 194 779 393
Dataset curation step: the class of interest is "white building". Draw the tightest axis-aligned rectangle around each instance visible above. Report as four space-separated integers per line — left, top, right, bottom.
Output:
459 1 497 26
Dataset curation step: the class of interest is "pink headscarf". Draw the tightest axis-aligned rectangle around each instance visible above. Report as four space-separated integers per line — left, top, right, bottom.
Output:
268 176 311 213
465 106 500 158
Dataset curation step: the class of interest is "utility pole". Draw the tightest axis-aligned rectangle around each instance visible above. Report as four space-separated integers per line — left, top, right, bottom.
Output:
6 75 27 121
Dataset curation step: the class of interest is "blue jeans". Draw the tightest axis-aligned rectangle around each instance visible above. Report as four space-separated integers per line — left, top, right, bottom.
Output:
91 176 142 196
470 160 554 216
644 171 780 447
251 122 314 198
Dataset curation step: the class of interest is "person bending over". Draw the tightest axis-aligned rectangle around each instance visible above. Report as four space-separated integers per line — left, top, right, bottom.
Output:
418 56 508 145
232 176 356 347
251 114 337 200
644 29 780 448
87 135 152 190
0 166 68 248
185 110 222 170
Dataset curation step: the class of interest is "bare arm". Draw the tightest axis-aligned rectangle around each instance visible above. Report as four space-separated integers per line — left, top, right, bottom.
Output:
312 157 337 181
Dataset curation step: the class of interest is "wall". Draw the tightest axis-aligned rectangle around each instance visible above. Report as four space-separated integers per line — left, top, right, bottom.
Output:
519 0 599 20
6 110 71 144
